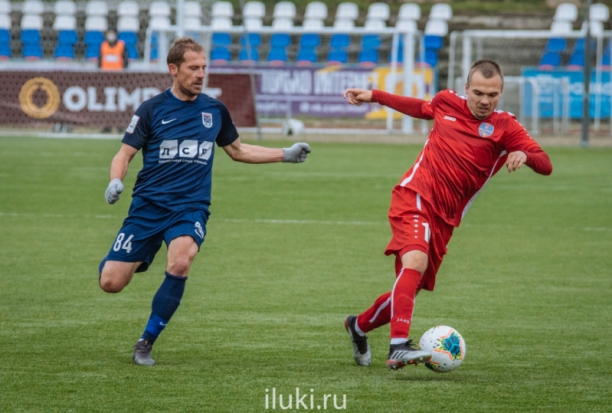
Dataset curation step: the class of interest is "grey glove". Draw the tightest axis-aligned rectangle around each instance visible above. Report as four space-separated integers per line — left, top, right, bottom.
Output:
282 143 311 163
105 179 124 204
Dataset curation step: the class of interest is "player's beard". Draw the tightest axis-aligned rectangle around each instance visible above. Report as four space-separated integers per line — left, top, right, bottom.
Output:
180 81 203 98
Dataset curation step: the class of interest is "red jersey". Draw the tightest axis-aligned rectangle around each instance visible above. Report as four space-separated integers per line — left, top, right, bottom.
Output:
372 89 553 227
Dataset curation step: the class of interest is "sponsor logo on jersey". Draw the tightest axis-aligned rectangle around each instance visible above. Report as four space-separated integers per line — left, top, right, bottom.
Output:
195 222 204 239
159 140 214 163
444 115 456 122
126 115 140 133
161 118 177 125
478 122 495 137
202 112 213 128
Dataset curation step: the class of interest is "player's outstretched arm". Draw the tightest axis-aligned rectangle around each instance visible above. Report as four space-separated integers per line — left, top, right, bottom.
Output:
344 88 433 120
344 88 373 106
222 138 310 164
105 143 139 204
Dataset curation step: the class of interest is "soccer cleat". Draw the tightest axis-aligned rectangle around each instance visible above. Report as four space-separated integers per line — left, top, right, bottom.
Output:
387 340 431 371
344 315 371 366
132 339 155 366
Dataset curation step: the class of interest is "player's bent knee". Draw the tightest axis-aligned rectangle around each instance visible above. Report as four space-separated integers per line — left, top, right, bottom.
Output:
401 250 428 275
167 257 192 276
99 275 125 293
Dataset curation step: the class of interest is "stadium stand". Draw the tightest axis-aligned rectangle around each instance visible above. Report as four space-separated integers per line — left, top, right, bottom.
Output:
0 0 11 59
273 2 296 20
53 15 78 60
553 3 577 22
367 3 390 22
21 6 44 60
84 15 107 60
335 2 359 22
304 2 327 21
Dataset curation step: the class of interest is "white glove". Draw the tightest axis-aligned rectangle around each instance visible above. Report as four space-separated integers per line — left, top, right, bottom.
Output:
282 143 311 163
105 179 124 204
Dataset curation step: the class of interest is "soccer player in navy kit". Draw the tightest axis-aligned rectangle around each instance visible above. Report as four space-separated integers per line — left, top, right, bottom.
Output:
98 38 311 366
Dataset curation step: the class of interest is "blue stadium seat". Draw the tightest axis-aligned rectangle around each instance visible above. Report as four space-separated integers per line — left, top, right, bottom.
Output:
240 33 261 47
21 29 41 44
330 34 350 49
296 47 317 64
361 34 381 49
358 49 378 65
212 33 232 46
85 31 105 60
417 50 438 67
211 46 231 61
568 52 584 68
118 32 138 45
126 43 139 59
239 47 259 61
539 52 561 68
268 47 287 63
424 35 443 50
300 34 320 48
0 43 11 59
54 44 74 59
573 39 595 51
545 37 566 53
58 30 78 45
271 33 291 48
23 43 43 59
327 49 348 64
0 29 11 42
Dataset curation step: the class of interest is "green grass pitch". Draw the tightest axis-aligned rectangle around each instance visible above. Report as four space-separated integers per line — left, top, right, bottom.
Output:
0 136 611 412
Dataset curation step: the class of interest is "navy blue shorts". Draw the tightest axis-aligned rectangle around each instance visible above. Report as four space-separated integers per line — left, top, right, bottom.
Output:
105 196 209 273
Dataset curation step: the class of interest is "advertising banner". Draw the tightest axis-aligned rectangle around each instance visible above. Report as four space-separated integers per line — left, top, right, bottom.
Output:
522 68 611 119
0 70 257 127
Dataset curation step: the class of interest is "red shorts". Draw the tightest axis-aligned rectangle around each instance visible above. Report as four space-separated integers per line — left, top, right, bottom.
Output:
385 185 454 291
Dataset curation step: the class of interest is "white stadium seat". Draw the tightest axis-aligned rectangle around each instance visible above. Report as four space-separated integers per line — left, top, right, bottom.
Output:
150 1 171 17
244 17 262 30
333 18 354 30
211 1 233 18
272 17 293 30
0 0 11 15
554 3 577 22
184 1 202 17
85 15 108 31
149 16 171 30
424 19 448 36
367 3 390 21
395 19 418 32
273 2 296 19
21 14 43 30
0 14 11 29
53 15 76 30
184 17 201 31
211 17 233 30
335 2 359 21
54 1 76 16
364 19 385 31
582 20 603 36
243 1 265 19
22 0 44 15
118 1 140 17
590 3 609 22
86 1 108 16
118 16 140 32
550 20 573 35
429 3 452 20
398 3 420 21
305 2 327 20
302 18 324 30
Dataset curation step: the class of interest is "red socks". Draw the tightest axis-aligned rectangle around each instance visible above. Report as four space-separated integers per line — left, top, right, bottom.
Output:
356 292 392 333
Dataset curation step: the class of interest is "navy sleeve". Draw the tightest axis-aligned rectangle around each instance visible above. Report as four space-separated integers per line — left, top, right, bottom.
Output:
214 101 239 147
122 102 152 150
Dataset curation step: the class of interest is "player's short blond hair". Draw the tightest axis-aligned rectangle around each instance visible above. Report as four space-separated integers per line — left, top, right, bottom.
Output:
467 60 504 87
167 37 204 67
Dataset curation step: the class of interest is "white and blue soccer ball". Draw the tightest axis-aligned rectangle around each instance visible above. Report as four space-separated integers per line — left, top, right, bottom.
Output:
419 326 466 373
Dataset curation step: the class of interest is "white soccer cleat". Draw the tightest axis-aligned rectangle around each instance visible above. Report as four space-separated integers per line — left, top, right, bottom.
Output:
345 315 371 366
387 340 431 371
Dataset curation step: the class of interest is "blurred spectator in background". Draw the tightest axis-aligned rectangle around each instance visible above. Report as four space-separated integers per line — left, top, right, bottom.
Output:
99 30 128 71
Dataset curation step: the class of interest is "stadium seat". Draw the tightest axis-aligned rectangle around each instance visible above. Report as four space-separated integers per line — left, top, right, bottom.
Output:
273 1 296 19
54 44 74 59
23 43 43 59
573 38 596 52
244 17 263 30
0 0 11 14
0 42 10 59
22 0 44 15
398 3 421 20
0 28 9 42
362 34 381 49
272 18 293 30
367 3 390 21
300 33 320 48
333 19 354 31
86 1 108 16
335 2 358 21
424 35 443 50
268 47 287 65
582 20 603 37
243 1 265 19
567 52 584 69
538 52 561 69
302 18 324 30
240 33 261 47
271 33 291 48
21 14 43 59
305 2 327 20
358 49 378 66
0 13 11 59
550 21 572 35
239 47 259 62
590 3 609 22
327 49 348 65
212 1 233 17
185 1 202 18
296 47 317 65
554 3 577 22
118 1 139 17
84 15 107 60
148 16 170 61
425 19 448 36
330 34 350 49
53 15 77 60
150 1 171 17
389 40 403 64
364 19 386 31
118 16 140 59
395 19 417 32
54 1 76 16
545 38 566 53
212 33 232 46
416 50 438 67
429 3 452 20
211 17 232 31
185 17 201 41
211 46 231 64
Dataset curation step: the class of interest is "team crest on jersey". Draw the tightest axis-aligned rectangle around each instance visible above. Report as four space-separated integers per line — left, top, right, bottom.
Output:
202 112 213 128
478 122 494 137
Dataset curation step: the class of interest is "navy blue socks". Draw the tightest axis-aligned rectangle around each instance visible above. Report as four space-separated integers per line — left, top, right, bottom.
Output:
141 272 187 344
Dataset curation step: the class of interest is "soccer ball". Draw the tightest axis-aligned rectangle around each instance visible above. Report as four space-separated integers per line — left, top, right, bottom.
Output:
419 326 466 373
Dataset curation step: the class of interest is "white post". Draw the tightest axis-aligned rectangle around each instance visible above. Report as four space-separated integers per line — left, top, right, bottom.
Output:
594 34 602 131
387 32 399 132
176 0 185 38
401 31 415 134
462 34 472 87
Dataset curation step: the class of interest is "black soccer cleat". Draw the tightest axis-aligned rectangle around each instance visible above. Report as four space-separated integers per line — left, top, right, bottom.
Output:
387 340 431 371
345 315 371 366
132 339 155 366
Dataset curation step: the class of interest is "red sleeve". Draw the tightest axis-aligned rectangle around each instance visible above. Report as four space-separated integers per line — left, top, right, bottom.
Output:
503 118 553 176
371 90 434 120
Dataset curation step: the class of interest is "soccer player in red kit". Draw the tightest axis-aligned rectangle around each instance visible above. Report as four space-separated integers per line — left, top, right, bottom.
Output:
342 60 553 370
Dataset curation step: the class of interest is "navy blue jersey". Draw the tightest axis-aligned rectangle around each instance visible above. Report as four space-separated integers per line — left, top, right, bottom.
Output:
122 89 238 210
